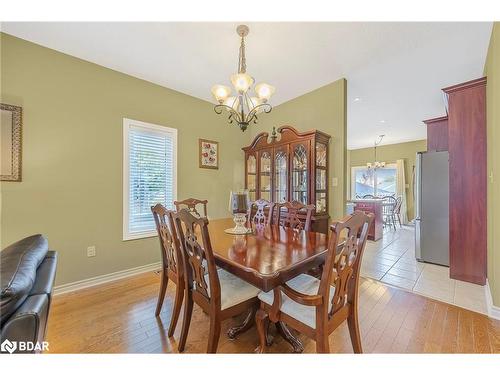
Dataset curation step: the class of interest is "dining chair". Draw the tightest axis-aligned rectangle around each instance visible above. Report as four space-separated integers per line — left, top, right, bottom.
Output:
393 196 403 227
382 195 397 230
174 198 208 218
172 208 260 353
151 204 184 337
274 201 315 232
255 210 374 353
248 199 274 226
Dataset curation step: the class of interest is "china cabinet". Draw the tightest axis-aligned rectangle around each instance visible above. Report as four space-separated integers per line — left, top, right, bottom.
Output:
243 126 331 233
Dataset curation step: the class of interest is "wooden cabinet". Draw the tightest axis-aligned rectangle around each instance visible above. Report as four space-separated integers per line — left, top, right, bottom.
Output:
443 77 487 285
243 126 331 233
423 116 449 152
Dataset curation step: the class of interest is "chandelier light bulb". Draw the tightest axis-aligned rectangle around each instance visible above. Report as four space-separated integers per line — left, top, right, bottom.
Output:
223 96 239 111
231 73 254 93
255 83 275 102
211 85 231 103
249 96 261 108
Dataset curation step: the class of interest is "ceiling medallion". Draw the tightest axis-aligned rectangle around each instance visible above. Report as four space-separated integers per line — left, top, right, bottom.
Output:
211 25 275 132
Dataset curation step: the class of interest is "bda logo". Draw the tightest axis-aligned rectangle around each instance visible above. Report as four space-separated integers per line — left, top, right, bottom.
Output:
1 339 17 354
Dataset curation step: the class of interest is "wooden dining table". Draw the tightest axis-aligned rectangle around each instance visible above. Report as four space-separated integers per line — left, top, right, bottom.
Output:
204 218 330 352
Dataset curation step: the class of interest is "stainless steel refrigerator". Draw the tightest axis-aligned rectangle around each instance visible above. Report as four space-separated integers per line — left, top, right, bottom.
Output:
414 151 449 266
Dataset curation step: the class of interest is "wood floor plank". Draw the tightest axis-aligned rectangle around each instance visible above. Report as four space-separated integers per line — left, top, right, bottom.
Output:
472 313 492 353
457 309 475 353
440 305 459 353
45 272 500 354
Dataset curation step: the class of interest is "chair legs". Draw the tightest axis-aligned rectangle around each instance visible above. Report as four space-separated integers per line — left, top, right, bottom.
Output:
168 281 184 337
178 291 193 352
347 309 363 353
255 308 269 353
315 334 330 353
155 269 169 316
207 314 221 353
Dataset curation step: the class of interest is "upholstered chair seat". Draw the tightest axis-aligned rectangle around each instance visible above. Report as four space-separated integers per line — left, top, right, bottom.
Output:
258 274 334 328
202 269 260 310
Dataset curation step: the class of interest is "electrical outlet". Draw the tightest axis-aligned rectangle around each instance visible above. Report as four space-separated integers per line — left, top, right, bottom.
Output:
87 246 96 257
332 177 338 187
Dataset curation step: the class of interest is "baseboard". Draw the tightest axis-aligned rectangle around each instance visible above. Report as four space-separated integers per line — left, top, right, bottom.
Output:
485 279 500 320
53 262 162 295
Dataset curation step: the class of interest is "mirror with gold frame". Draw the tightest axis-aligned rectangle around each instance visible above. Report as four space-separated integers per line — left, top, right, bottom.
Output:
1 103 22 181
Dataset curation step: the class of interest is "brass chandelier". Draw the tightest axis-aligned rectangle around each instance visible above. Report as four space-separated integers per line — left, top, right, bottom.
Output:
211 25 275 131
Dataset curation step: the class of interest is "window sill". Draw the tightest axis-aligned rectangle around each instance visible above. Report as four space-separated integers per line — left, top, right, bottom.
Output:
123 230 157 241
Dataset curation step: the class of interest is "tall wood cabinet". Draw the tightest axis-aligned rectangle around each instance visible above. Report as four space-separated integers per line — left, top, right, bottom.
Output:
243 126 331 233
443 77 487 285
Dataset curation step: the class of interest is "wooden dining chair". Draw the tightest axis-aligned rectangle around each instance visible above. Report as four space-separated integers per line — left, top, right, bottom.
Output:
274 201 315 232
248 199 275 226
255 210 374 353
174 198 208 218
151 204 184 337
172 208 260 353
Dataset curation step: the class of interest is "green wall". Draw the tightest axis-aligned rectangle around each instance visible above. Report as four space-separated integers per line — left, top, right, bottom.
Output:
348 140 427 221
250 79 347 221
485 22 500 306
0 33 250 285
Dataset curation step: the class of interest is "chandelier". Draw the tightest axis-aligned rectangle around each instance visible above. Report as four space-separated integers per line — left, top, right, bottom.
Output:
211 25 275 132
367 135 386 170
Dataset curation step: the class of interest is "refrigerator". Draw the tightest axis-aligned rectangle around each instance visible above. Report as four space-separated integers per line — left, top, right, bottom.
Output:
414 151 449 266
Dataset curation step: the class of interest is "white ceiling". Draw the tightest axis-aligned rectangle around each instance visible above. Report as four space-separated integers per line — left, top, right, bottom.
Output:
2 22 493 149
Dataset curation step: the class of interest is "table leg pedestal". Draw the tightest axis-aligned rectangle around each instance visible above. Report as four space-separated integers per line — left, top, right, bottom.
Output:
227 307 256 339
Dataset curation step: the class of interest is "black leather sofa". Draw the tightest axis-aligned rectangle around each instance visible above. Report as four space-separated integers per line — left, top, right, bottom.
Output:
1 235 57 354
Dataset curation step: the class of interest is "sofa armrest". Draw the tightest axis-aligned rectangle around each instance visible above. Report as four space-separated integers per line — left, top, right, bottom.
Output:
0 294 49 353
29 251 57 297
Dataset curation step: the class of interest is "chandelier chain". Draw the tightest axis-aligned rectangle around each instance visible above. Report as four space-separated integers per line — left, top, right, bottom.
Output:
238 36 247 73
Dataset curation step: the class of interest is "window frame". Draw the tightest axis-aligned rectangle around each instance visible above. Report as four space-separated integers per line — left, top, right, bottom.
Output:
351 163 397 199
123 118 178 241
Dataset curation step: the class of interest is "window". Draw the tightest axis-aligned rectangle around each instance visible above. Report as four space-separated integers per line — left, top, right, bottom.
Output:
123 118 177 240
351 164 397 198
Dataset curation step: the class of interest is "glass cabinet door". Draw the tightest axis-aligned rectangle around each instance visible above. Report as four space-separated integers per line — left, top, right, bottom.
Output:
315 142 328 213
246 154 257 201
274 148 288 203
291 143 309 204
259 151 271 201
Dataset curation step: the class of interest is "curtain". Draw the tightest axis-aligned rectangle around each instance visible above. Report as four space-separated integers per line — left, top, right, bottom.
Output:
396 159 408 224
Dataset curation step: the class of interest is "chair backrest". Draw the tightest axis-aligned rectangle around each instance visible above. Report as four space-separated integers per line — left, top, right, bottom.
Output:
248 199 274 226
318 211 373 321
151 203 181 276
362 194 375 199
394 196 403 214
171 208 220 308
382 195 397 215
274 201 315 232
174 198 208 218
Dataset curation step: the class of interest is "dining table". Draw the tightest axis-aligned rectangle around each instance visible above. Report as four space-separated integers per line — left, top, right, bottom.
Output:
203 218 330 352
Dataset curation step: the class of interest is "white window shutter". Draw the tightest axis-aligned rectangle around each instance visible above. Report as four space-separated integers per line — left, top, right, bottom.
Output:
123 119 177 240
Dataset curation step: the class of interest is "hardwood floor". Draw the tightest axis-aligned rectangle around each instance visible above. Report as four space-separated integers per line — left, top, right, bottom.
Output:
46 271 500 353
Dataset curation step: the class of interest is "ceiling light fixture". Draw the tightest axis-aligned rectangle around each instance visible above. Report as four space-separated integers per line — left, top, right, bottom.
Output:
367 135 386 170
211 25 275 132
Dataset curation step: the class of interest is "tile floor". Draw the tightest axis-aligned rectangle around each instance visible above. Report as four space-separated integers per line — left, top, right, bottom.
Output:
360 224 488 315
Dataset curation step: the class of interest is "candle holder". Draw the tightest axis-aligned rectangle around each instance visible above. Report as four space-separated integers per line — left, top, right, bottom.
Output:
225 191 252 235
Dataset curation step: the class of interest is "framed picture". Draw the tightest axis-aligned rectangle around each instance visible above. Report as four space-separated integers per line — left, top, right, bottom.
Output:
199 139 219 169
1 103 22 181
